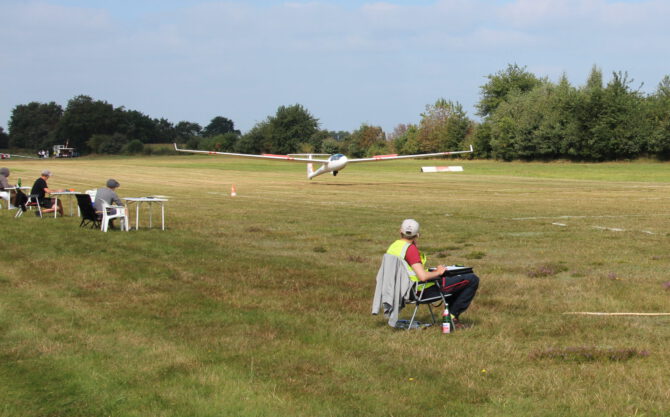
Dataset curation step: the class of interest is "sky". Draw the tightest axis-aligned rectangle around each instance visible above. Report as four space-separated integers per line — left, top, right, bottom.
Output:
1 0 668 135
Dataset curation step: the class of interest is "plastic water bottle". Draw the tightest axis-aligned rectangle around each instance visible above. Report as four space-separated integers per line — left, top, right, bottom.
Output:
442 305 452 334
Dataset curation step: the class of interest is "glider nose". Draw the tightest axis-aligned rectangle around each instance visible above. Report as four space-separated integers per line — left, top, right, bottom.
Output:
329 155 348 171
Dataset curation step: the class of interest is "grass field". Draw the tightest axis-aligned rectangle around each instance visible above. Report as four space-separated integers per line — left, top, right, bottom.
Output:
1 156 669 417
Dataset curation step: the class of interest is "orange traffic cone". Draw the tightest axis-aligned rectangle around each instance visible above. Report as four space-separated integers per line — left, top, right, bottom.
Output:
231 184 237 197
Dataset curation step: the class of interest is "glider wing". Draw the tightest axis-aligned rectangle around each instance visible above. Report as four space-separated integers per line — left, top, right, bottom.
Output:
346 145 473 163
173 143 330 163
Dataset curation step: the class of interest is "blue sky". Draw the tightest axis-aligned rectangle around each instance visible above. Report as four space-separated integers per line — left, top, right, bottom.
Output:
1 0 668 135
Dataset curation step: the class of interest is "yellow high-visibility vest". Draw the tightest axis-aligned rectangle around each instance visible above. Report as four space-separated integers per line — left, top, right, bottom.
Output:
386 239 434 290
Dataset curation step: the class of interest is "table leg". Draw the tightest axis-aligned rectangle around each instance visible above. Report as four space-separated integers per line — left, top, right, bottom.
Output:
54 196 58 218
135 203 140 230
148 202 153 228
161 202 165 231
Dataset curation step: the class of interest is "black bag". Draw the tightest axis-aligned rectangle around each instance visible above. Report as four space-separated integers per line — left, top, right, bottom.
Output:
13 189 28 211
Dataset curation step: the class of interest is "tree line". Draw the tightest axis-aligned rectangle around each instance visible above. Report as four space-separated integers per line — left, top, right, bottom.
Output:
3 64 670 161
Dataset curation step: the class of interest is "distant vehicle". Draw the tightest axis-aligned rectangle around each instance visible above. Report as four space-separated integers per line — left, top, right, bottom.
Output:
1 153 38 160
53 144 77 158
174 143 474 179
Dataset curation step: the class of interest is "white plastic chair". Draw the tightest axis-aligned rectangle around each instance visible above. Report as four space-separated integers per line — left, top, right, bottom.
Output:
0 191 12 209
85 189 97 202
100 201 129 232
15 194 42 218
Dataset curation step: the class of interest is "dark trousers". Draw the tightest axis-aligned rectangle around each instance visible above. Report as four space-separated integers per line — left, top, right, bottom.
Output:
421 272 479 318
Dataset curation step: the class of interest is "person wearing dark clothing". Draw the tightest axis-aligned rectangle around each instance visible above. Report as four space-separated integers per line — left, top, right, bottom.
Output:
30 170 63 216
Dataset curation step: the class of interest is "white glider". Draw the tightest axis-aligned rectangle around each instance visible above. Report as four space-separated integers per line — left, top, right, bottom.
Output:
173 143 473 179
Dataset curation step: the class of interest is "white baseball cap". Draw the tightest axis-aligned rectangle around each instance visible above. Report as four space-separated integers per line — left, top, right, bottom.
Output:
400 219 420 238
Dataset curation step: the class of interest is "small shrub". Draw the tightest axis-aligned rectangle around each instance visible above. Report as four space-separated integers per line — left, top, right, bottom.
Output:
123 139 144 154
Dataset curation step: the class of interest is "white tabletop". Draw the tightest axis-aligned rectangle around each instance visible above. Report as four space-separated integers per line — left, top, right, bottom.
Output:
124 197 168 202
51 190 79 217
123 197 168 230
51 191 79 195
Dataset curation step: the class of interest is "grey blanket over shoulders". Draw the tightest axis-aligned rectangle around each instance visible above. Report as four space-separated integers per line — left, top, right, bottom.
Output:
371 254 412 327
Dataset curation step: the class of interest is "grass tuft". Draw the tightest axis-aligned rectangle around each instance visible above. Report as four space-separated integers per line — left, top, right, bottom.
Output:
346 255 366 263
530 346 650 362
3 157 670 417
464 250 486 260
526 262 568 278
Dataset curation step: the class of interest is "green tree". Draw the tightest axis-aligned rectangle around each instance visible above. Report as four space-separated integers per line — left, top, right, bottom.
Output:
417 99 471 152
87 132 128 154
472 122 493 159
346 124 386 157
54 95 120 152
477 64 543 117
321 137 342 154
268 104 319 154
154 118 177 143
0 126 8 148
236 121 268 154
123 139 145 154
200 132 239 152
117 109 159 142
593 72 645 159
647 75 670 159
306 130 329 153
390 124 420 155
561 67 605 159
570 71 645 160
175 121 202 144
203 116 240 137
326 130 351 142
243 104 319 154
8 101 63 149
489 84 567 160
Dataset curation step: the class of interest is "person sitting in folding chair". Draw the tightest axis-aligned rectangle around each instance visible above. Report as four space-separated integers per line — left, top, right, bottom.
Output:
94 179 123 230
30 170 64 216
387 219 479 329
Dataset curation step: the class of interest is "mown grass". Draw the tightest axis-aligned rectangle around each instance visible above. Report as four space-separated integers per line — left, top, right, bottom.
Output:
1 156 669 417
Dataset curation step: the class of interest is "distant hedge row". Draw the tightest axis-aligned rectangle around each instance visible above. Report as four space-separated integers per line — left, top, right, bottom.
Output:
4 64 669 160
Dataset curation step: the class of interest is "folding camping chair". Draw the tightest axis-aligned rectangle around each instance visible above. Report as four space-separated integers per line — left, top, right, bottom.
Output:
372 253 451 330
405 275 451 330
14 192 42 218
75 193 101 229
